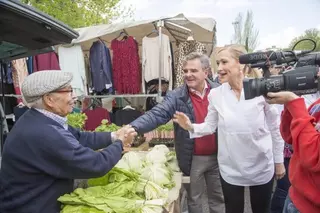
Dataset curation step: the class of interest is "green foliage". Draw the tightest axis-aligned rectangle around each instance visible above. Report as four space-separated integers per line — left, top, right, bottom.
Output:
67 113 87 130
289 28 320 51
95 119 121 132
156 123 174 132
21 0 134 28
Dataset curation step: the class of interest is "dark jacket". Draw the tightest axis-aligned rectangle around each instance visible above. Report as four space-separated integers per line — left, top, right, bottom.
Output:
131 80 220 176
0 108 123 213
89 41 113 93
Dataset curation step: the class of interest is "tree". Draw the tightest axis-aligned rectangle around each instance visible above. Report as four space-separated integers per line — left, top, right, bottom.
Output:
288 28 320 51
21 0 134 28
232 10 259 52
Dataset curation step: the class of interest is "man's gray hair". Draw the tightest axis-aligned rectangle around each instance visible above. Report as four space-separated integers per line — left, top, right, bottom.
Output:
27 98 44 109
182 52 211 70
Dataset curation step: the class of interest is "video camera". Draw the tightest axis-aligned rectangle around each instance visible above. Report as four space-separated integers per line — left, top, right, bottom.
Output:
241 39 320 100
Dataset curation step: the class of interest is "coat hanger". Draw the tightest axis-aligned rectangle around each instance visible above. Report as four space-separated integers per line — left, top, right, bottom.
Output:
187 33 194 41
17 102 25 108
123 105 135 110
83 98 101 111
146 29 159 37
115 30 129 40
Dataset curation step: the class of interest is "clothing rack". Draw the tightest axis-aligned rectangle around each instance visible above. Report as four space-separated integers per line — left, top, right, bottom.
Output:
2 94 159 98
152 19 194 102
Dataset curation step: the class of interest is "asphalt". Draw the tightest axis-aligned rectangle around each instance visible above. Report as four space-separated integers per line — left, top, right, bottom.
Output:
181 186 252 213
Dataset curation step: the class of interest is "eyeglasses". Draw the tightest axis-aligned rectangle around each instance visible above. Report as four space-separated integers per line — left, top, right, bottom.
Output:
52 88 74 95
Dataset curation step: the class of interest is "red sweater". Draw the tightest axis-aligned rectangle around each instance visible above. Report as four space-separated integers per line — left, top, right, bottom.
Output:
189 90 217 155
281 98 320 213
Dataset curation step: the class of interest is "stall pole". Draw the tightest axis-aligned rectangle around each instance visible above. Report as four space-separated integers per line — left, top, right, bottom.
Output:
157 20 164 103
0 61 6 154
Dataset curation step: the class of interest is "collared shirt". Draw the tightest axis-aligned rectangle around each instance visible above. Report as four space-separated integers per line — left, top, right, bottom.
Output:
189 81 209 99
35 108 68 130
189 82 284 186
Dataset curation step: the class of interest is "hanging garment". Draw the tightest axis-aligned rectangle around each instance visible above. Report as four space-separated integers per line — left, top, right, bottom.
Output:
89 41 113 93
0 62 13 84
83 107 111 131
111 36 140 94
142 34 172 93
175 40 207 88
114 107 142 126
26 57 33 74
0 83 16 115
84 55 92 92
58 45 86 96
33 52 60 72
11 58 29 103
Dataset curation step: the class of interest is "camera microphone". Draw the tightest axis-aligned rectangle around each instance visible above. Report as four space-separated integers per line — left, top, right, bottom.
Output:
239 50 311 65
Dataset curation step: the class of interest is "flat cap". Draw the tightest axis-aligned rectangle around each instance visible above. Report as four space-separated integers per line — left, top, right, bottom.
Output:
21 70 73 103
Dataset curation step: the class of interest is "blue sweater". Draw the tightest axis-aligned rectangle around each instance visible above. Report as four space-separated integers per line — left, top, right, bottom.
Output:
0 108 123 213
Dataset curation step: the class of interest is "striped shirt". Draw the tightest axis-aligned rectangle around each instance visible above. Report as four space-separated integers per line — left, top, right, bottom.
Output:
35 109 68 130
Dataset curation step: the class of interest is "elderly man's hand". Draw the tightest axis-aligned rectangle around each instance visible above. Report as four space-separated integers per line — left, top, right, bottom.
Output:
115 125 137 148
265 91 299 105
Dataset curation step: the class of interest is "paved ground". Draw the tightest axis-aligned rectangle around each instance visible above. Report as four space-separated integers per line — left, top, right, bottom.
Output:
182 181 277 213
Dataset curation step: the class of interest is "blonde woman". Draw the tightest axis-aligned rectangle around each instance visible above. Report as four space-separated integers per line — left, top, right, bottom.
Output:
173 45 285 213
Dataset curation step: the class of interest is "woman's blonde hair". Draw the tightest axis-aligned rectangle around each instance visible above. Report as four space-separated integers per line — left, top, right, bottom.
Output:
215 44 262 78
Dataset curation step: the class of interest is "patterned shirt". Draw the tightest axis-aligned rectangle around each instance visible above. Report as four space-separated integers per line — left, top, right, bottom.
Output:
35 109 68 130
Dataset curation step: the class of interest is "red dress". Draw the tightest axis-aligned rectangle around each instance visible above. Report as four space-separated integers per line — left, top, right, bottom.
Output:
111 36 140 94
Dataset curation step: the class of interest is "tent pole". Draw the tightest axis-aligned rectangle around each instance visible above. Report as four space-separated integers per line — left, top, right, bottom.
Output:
157 20 164 103
0 61 6 154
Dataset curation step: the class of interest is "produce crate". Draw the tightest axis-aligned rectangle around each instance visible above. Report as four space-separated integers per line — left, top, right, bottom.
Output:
131 135 146 147
149 138 174 147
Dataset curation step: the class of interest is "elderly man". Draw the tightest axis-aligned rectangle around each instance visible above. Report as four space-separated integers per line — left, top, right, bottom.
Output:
130 52 224 213
0 71 136 213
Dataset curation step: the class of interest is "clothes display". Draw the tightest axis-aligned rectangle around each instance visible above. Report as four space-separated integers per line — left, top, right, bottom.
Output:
33 52 60 72
111 36 140 94
58 45 86 96
114 105 142 126
26 57 33 75
11 58 29 103
0 83 16 115
83 107 111 131
89 41 113 93
142 34 172 93
0 62 13 84
84 55 92 92
175 40 207 88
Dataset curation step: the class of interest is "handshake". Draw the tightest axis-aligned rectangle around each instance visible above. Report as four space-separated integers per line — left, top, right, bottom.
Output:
113 125 137 151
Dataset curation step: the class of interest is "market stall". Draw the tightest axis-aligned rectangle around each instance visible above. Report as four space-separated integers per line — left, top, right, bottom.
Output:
69 13 217 99
64 146 183 213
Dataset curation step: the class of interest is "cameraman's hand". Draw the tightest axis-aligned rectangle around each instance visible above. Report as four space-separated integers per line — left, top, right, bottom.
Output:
265 91 299 105
115 125 137 148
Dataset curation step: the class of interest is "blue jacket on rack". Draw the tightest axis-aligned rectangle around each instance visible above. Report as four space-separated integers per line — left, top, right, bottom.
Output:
130 80 220 176
89 41 113 93
0 108 123 213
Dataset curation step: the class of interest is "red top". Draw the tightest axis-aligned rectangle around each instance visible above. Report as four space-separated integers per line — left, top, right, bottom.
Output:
33 52 60 72
83 107 110 131
189 90 217 155
280 98 320 213
111 36 140 94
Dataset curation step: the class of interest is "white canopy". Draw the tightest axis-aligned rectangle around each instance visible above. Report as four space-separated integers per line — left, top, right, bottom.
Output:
72 13 217 55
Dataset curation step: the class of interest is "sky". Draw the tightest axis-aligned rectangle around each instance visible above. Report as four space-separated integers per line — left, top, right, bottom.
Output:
119 0 320 50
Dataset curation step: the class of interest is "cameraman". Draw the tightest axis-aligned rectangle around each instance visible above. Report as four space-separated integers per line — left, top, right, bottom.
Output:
266 77 320 213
